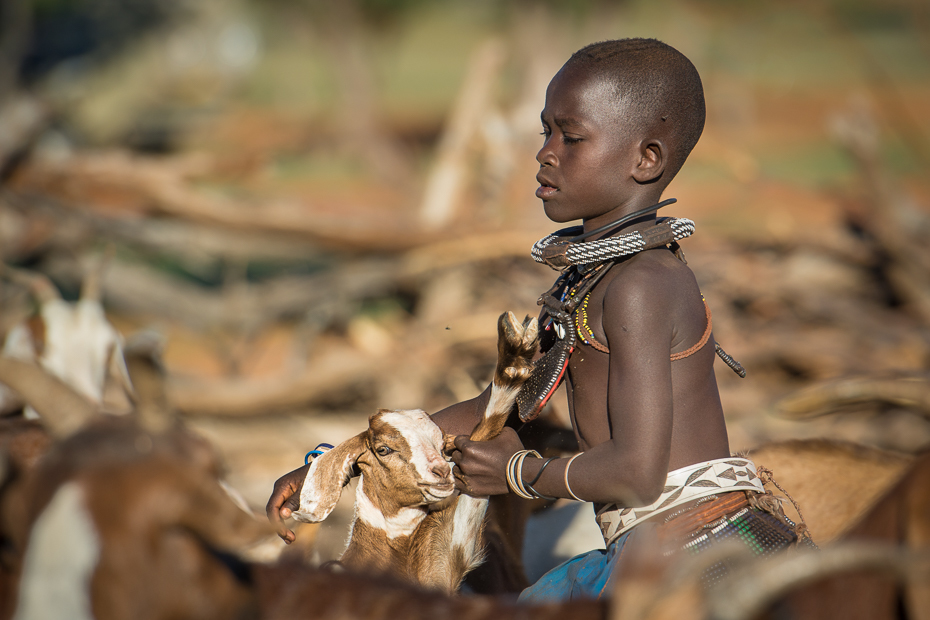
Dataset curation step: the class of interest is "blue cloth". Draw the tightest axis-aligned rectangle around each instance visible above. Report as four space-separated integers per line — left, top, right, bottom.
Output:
517 529 632 603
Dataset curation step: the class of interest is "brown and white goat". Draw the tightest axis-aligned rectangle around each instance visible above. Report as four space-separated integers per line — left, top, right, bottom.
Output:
291 311 538 592
1 313 608 620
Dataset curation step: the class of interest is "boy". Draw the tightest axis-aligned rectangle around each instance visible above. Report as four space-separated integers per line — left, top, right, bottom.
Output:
267 38 798 602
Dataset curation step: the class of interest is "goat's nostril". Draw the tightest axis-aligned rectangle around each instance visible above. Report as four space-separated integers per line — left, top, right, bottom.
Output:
431 462 451 478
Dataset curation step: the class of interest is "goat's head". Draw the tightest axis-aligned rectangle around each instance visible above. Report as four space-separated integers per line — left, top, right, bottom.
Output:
294 409 453 524
0 260 133 417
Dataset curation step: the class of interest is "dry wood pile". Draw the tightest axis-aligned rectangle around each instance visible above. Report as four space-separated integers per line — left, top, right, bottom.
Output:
1 29 929 541
2 90 930 460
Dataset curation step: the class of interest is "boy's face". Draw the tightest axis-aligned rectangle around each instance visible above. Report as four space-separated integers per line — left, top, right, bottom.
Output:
536 63 643 225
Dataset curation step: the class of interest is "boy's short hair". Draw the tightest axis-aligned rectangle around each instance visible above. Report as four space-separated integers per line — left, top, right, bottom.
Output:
567 38 705 183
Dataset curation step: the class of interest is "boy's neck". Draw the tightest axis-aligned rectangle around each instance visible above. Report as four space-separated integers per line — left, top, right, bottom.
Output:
580 195 668 239
583 214 656 241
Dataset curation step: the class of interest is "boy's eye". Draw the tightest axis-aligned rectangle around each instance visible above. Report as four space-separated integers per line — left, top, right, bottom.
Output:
563 135 581 145
375 446 394 457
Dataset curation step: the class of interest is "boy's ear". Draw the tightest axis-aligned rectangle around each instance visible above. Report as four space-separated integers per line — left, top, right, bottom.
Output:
631 139 666 183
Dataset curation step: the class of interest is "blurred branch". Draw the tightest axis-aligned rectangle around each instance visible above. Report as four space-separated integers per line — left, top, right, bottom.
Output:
831 101 930 325
316 0 414 187
418 39 507 229
0 96 48 178
43 253 402 333
7 151 427 251
169 346 385 416
0 0 31 103
776 373 930 420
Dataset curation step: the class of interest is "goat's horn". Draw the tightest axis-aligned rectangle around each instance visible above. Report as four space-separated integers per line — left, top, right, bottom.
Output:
123 330 174 433
80 246 114 303
0 263 61 305
706 543 930 620
0 358 100 438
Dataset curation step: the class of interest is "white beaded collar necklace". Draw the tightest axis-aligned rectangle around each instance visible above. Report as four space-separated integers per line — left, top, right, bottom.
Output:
529 198 693 270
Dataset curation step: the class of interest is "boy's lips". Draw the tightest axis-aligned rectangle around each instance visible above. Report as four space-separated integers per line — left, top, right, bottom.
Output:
536 174 558 199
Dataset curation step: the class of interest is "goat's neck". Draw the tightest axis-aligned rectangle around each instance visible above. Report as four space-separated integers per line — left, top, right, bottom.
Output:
353 476 427 540
341 477 429 573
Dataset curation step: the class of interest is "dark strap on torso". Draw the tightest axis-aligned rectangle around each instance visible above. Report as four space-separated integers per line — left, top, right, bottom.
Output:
576 294 714 361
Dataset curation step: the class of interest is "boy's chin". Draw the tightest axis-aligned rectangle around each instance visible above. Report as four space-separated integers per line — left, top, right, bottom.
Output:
542 202 583 224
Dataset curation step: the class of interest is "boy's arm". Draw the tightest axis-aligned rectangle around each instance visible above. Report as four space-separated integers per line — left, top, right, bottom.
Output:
539 267 676 504
454 264 677 505
430 385 491 435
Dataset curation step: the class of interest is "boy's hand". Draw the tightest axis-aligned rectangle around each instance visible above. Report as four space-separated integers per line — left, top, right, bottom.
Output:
265 464 310 543
451 427 524 497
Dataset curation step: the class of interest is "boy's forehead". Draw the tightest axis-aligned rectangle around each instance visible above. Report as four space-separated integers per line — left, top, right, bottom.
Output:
544 64 623 122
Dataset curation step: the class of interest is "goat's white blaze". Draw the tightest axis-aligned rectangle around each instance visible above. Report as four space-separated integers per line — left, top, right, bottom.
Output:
485 383 520 419
1 323 36 360
355 477 425 538
15 481 99 620
378 410 449 483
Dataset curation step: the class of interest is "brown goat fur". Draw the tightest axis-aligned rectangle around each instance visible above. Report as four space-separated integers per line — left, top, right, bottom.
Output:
253 559 607 620
766 452 930 620
10 416 270 620
748 438 913 545
0 418 53 620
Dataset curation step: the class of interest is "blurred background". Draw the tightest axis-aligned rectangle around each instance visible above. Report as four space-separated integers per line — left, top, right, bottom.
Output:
1 0 929 562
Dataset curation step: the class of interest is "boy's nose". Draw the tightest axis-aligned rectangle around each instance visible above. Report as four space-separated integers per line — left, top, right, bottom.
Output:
536 142 556 166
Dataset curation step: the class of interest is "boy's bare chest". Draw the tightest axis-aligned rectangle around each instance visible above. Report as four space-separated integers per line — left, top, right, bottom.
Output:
565 347 613 450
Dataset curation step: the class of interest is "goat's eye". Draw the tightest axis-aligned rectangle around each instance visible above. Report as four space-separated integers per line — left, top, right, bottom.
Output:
375 446 393 457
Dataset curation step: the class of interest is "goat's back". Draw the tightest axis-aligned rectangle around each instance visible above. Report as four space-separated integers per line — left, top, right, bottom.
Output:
748 438 911 544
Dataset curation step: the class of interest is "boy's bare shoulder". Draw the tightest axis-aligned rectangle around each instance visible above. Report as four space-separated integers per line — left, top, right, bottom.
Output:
601 248 699 313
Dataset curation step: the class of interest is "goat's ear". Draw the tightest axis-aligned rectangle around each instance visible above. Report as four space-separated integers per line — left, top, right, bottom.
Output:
175 466 272 552
294 431 368 523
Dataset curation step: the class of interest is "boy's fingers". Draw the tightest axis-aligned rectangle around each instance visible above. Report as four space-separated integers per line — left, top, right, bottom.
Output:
265 485 290 521
279 527 296 544
267 509 294 543
452 434 471 453
279 494 300 520
265 464 313 544
267 503 296 543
